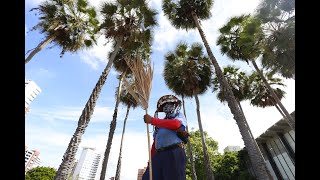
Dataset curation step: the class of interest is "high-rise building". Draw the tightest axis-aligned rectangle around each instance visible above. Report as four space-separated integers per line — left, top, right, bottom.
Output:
25 145 41 173
224 146 241 153
72 147 103 180
25 79 41 113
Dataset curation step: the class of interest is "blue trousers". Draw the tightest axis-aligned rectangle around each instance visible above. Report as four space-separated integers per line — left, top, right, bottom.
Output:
142 146 186 180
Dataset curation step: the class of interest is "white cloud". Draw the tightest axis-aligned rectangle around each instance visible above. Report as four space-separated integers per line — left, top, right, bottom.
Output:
152 11 197 52
200 0 261 51
149 0 162 10
25 0 45 7
26 68 56 81
27 105 116 123
78 36 113 70
150 0 261 54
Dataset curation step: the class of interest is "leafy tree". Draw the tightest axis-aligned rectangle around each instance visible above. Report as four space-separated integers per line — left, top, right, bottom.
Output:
186 129 254 180
25 166 56 180
26 0 99 64
238 149 257 180
249 71 286 110
101 40 149 180
164 42 213 180
215 151 255 180
186 129 218 180
257 0 295 79
217 14 294 130
114 75 139 180
162 1 270 178
55 0 157 179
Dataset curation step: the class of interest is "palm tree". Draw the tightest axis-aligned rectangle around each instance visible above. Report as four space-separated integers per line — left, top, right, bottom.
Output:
114 77 139 180
257 0 295 79
54 1 157 179
180 94 198 180
260 23 295 79
212 66 256 145
100 73 126 180
212 66 251 106
162 1 270 179
216 15 295 130
26 0 99 64
164 42 214 180
99 39 152 180
249 71 287 118
212 66 286 179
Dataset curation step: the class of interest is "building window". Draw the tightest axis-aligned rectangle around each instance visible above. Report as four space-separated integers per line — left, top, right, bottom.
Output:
274 138 295 179
284 131 295 152
268 141 290 179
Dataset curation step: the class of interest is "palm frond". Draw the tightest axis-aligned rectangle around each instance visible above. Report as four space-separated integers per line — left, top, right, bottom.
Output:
100 2 117 17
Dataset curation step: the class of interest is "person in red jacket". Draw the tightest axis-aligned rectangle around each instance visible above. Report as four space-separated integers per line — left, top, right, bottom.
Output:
142 95 189 180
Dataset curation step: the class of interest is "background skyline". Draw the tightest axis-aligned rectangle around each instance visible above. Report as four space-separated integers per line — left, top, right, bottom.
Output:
25 0 295 179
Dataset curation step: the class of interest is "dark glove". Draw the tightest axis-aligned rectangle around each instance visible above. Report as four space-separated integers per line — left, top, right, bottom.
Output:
144 114 153 124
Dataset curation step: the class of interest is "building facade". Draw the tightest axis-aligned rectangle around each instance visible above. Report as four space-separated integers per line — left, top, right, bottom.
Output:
25 79 41 114
72 147 103 180
255 111 295 180
224 145 241 153
25 145 41 173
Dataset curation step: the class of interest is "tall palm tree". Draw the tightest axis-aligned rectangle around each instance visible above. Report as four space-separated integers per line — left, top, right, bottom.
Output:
179 94 198 180
212 66 256 146
26 0 99 64
260 23 295 79
100 72 126 180
212 66 286 179
216 15 295 130
54 1 157 179
249 71 287 117
114 77 139 180
164 42 214 180
257 0 295 79
99 39 152 180
212 66 251 106
162 1 270 179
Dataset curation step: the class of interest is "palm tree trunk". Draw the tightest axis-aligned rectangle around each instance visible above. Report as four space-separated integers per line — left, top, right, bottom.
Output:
237 101 261 159
251 60 295 130
191 11 270 180
237 101 258 153
194 95 215 180
100 71 126 180
182 95 198 180
115 105 130 180
268 93 295 129
54 37 123 180
274 104 286 120
25 35 55 64
237 101 273 180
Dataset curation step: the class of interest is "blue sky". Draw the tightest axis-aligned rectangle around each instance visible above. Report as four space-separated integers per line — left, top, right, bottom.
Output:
25 0 295 179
